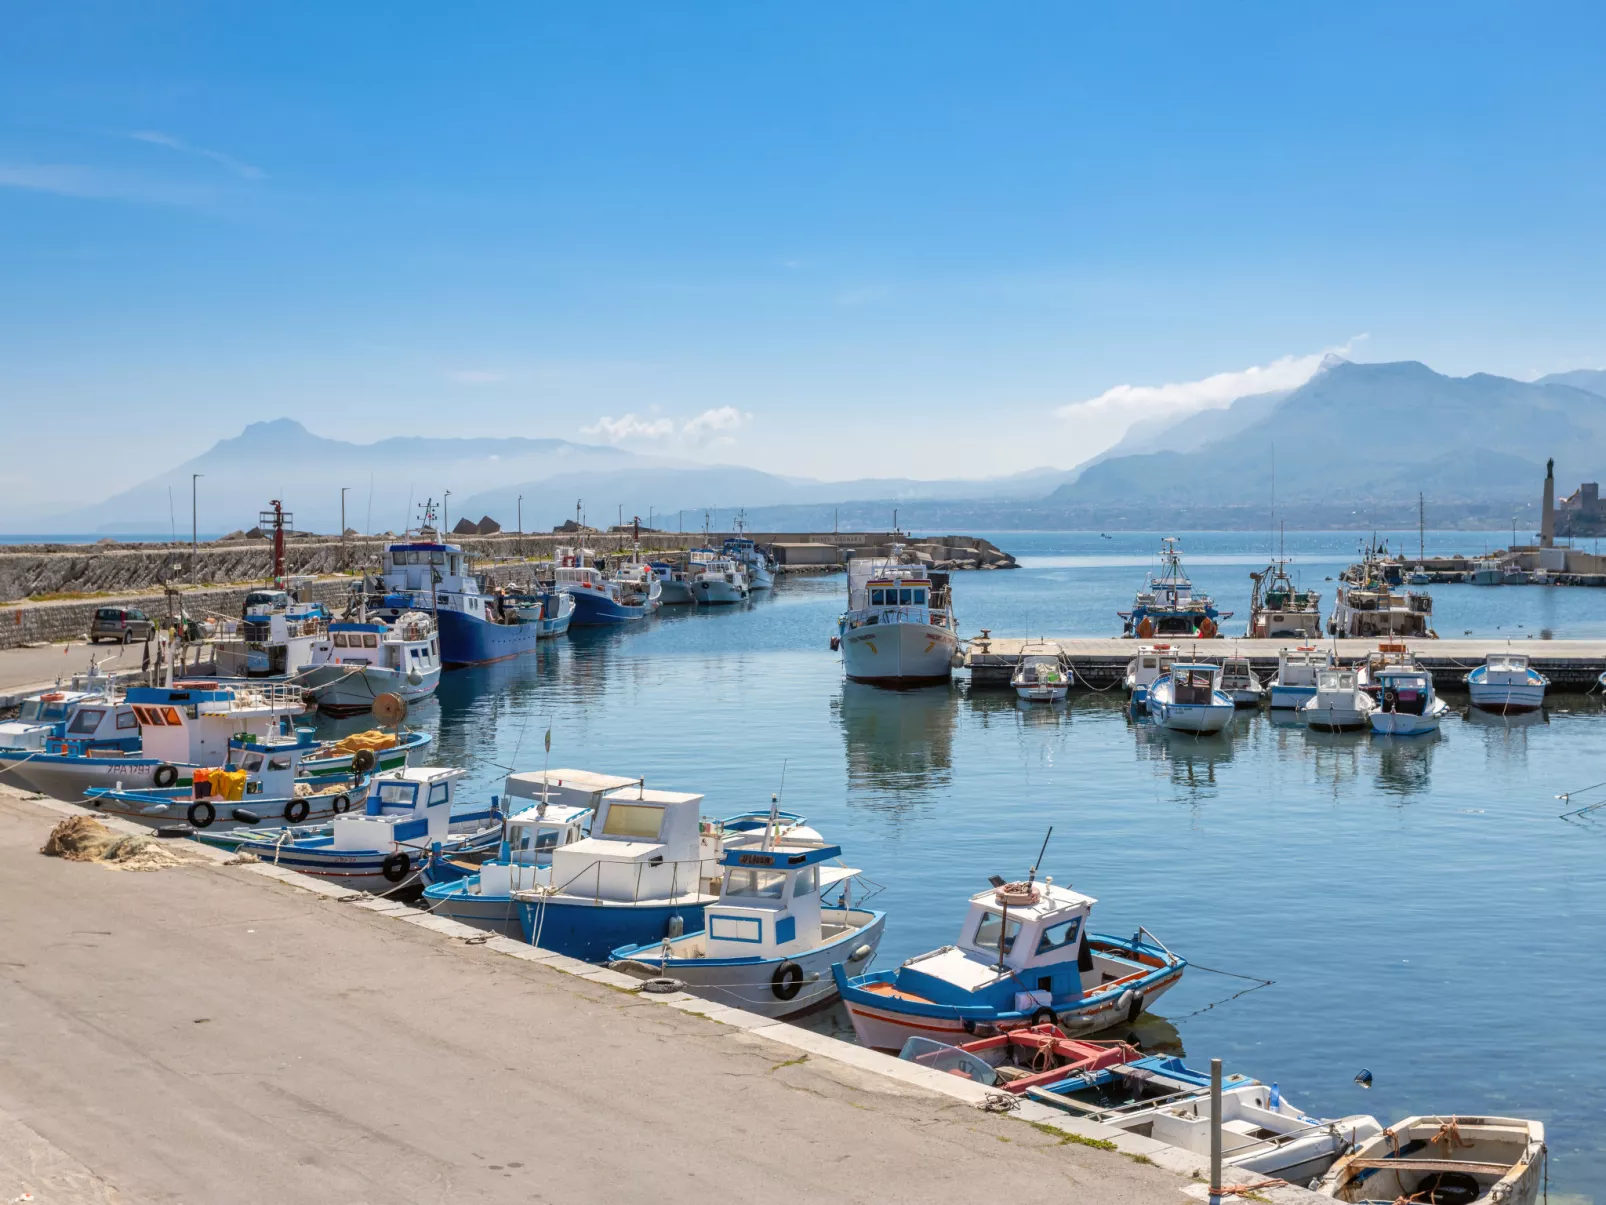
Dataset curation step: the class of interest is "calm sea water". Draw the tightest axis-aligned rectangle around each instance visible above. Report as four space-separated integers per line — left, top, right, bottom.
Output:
324 531 1604 1197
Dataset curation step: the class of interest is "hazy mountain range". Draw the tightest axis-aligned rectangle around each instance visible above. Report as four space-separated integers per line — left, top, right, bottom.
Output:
22 361 1606 535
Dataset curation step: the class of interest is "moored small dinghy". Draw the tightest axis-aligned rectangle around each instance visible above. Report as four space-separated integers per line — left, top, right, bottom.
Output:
898 1024 1141 1094
1466 654 1548 715
1148 663 1236 733
1011 641 1070 702
1317 1114 1545 1204
832 858 1184 1052
610 840 885 1018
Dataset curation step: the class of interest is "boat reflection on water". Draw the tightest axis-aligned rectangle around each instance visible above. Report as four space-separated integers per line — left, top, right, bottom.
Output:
834 681 956 800
1300 726 1366 796
1133 719 1238 794
1371 731 1440 797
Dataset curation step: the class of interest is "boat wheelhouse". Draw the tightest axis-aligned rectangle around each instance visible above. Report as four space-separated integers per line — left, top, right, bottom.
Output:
836 551 959 686
1302 667 1375 732
214 599 328 679
833 878 1184 1051
1269 646 1330 710
1123 644 1176 713
1248 560 1321 639
1121 538 1228 639
610 841 884 1018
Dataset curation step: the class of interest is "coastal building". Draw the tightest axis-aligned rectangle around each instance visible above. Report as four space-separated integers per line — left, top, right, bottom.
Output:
1555 476 1606 538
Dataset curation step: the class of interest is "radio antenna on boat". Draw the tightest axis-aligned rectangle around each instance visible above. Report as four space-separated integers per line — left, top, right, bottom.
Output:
1028 826 1053 887
764 760 788 851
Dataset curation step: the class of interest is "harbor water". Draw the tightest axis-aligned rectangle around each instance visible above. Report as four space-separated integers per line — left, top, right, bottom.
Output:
327 531 1604 1198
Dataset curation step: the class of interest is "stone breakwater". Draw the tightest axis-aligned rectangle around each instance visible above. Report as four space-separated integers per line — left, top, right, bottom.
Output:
0 532 1015 649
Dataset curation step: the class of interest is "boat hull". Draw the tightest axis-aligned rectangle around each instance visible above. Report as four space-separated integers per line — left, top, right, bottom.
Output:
1268 684 1316 710
1153 701 1235 733
840 619 957 686
202 816 501 892
658 580 696 605
1369 704 1445 736
436 608 543 667
423 885 525 938
692 580 747 605
299 663 440 716
536 593 575 637
611 909 886 1018
516 895 712 962
1468 682 1546 714
563 587 648 626
1015 684 1069 702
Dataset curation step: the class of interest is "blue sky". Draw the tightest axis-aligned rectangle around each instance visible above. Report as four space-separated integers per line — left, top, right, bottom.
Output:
4 2 1605 511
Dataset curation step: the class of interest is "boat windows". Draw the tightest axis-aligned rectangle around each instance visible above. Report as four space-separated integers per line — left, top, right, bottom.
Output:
267 756 292 771
1036 917 1083 954
116 710 139 730
900 588 914 605
66 708 106 735
364 633 379 648
601 803 664 841
792 866 818 897
973 910 1022 953
242 754 264 772
726 869 787 900
870 589 886 606
428 782 450 806
334 633 349 647
377 783 417 806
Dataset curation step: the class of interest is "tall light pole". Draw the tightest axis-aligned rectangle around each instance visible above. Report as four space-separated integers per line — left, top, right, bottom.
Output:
517 494 523 534
444 490 452 534
340 486 350 573
191 473 203 586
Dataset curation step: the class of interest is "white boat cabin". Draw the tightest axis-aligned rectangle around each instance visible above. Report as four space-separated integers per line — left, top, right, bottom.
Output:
331 766 465 851
124 683 303 765
2 687 137 753
1167 663 1224 705
1482 653 1532 682
546 786 713 903
305 615 440 676
1275 647 1328 688
905 881 1098 1012
704 843 855 960
503 768 641 811
1126 645 1176 690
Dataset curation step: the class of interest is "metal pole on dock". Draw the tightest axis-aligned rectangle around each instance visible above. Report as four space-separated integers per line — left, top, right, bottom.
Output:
1209 1057 1222 1204
340 486 349 572
190 473 202 586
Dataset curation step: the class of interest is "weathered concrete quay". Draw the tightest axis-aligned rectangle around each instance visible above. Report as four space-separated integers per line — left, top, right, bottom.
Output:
967 635 1606 690
0 786 1326 1204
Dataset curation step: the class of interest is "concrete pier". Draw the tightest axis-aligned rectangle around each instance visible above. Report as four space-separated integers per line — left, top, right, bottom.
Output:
966 635 1606 690
0 787 1216 1205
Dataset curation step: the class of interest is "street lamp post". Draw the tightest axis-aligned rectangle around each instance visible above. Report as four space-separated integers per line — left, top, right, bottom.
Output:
517 495 523 534
444 490 452 535
191 473 203 586
340 487 350 573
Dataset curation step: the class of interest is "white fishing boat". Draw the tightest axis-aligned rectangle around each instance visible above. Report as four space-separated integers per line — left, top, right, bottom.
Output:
213 599 328 680
1219 657 1265 707
723 536 775 590
1148 663 1236 733
1317 1115 1545 1204
1270 646 1330 710
1465 654 1548 715
1302 667 1376 732
1369 665 1449 736
1469 558 1504 586
690 557 750 605
612 555 664 612
1011 641 1070 702
1248 559 1322 639
835 550 960 687
610 841 884 1018
1123 644 1176 713
297 612 441 716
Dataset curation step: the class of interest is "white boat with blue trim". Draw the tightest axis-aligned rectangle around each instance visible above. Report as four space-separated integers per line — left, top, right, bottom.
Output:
1466 654 1548 715
1147 663 1236 733
1302 666 1376 732
690 557 749 605
833 876 1185 1052
610 840 884 1018
196 766 500 892
836 551 959 687
1369 664 1449 736
1270 646 1331 710
722 536 774 590
297 612 441 716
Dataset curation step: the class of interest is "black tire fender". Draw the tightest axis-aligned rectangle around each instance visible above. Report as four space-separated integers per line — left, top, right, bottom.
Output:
283 798 309 825
153 764 180 789
381 852 411 883
1126 991 1144 1024
1029 1006 1058 1030
186 800 215 829
331 793 351 814
770 960 804 1002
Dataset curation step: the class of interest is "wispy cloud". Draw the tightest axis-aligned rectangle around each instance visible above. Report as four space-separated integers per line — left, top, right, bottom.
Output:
129 130 264 180
0 163 214 206
1055 337 1367 454
582 407 751 448
446 369 504 385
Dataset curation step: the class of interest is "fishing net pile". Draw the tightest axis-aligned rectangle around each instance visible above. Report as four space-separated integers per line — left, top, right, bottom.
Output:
40 815 202 871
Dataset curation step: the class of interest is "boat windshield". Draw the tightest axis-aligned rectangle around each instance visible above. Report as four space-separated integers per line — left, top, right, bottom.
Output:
1319 671 1354 691
973 910 1022 953
726 869 787 899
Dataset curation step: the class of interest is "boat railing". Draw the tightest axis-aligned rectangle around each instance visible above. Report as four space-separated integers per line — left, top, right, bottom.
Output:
542 854 713 906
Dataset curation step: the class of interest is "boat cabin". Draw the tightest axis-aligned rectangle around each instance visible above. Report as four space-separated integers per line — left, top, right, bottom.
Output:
307 617 440 674
1315 668 1359 699
381 540 469 592
503 768 641 811
3 683 139 754
1275 647 1328 687
703 843 852 960
546 786 711 903
1168 663 1223 705
330 766 465 851
1374 667 1433 715
116 684 301 765
1220 659 1256 691
892 882 1099 1014
1127 645 1175 690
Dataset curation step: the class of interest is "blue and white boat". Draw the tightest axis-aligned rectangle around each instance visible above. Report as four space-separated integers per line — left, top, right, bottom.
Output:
421 769 639 936
0 662 131 786
1466 653 1548 715
516 589 576 637
1120 537 1229 639
196 766 501 892
611 555 663 612
6 678 308 801
610 841 883 1018
550 549 651 626
514 784 720 960
690 556 749 605
1121 645 1175 715
833 876 1185 1052
650 559 698 605
85 731 374 832
1147 662 1237 733
1269 646 1330 710
722 536 775 590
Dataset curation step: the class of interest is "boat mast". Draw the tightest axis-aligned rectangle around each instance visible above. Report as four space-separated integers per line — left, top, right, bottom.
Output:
1419 493 1425 568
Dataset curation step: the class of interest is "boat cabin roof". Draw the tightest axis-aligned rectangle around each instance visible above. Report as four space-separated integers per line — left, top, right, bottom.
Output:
719 843 842 870
505 768 640 801
508 801 591 828
1487 653 1529 669
386 765 466 786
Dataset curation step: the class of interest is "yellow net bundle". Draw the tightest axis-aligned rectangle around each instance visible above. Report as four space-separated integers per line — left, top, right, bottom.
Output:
328 730 399 756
